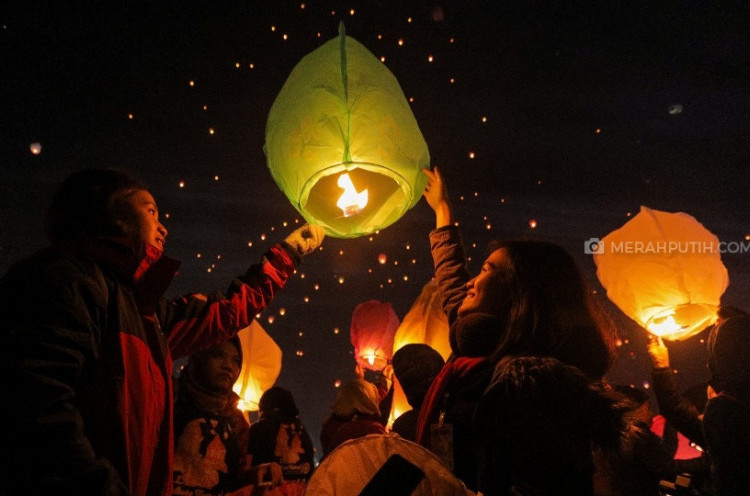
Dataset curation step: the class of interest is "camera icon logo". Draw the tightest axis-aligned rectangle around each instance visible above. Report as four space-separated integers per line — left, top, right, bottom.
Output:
584 238 604 255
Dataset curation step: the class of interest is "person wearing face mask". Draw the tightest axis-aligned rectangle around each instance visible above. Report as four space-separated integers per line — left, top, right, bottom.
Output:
0 168 324 495
416 166 626 494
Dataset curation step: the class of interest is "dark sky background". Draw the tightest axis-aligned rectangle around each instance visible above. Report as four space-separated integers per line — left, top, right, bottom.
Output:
2 1 749 460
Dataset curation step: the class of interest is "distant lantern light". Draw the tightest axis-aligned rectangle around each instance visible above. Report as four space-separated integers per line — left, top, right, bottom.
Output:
334 379 342 387
481 116 488 123
427 55 434 62
267 315 275 324
398 38 404 46
279 308 286 316
29 142 42 155
378 253 387 264
529 219 537 228
594 206 728 342
189 80 195 87
468 151 475 159
264 22 429 238
179 181 185 188
128 113 134 120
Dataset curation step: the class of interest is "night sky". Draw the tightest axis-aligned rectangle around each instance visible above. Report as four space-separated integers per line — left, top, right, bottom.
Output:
2 1 749 460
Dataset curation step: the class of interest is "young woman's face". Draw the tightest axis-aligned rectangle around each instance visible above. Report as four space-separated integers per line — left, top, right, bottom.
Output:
199 341 242 394
117 189 167 251
458 247 511 317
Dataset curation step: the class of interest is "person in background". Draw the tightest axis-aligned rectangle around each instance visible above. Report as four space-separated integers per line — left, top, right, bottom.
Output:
418 166 627 494
173 337 283 495
703 311 750 495
247 386 315 495
390 343 445 442
0 168 324 495
594 384 710 496
647 335 706 448
319 378 386 457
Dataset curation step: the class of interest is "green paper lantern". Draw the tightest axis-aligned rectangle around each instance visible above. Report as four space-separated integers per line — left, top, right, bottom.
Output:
264 23 430 238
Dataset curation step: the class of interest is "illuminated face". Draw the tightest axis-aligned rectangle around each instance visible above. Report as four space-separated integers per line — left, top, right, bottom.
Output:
458 247 511 317
199 341 242 394
117 190 167 251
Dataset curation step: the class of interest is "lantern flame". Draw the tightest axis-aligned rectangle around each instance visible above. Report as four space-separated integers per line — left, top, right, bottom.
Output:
364 352 376 366
336 173 368 217
647 313 682 337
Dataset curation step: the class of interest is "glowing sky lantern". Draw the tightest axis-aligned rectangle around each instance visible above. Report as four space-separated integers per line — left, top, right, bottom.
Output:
264 22 430 238
594 206 729 341
233 319 282 412
350 300 399 371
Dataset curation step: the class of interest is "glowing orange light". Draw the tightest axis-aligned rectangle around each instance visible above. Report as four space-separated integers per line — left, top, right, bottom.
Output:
336 173 368 217
529 219 537 228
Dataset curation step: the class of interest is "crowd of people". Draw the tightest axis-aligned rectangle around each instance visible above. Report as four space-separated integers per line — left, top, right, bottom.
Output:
1 165 748 495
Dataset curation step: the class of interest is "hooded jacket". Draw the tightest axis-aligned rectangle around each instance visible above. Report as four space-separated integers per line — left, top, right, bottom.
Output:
0 236 297 495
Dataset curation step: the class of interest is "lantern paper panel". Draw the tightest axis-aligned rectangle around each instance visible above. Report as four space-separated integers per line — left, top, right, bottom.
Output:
233 319 282 412
392 279 451 360
594 206 729 341
264 22 430 238
350 300 400 371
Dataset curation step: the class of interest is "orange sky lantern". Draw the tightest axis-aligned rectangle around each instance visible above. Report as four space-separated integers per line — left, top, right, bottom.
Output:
233 320 282 412
594 206 729 341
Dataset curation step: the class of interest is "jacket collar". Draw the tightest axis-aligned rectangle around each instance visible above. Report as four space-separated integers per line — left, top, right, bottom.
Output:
61 236 181 309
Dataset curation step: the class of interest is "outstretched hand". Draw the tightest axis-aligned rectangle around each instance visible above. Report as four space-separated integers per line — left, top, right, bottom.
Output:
647 335 670 369
422 166 453 228
284 224 325 258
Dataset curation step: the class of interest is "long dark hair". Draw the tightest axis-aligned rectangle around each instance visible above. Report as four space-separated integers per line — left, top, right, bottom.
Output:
486 240 615 379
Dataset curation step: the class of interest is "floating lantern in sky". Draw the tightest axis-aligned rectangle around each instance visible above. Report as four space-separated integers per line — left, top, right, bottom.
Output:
29 142 42 155
264 22 430 238
594 206 729 341
233 320 282 412
350 300 399 371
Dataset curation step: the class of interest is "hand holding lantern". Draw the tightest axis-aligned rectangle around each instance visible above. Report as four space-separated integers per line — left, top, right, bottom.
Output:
283 224 325 258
